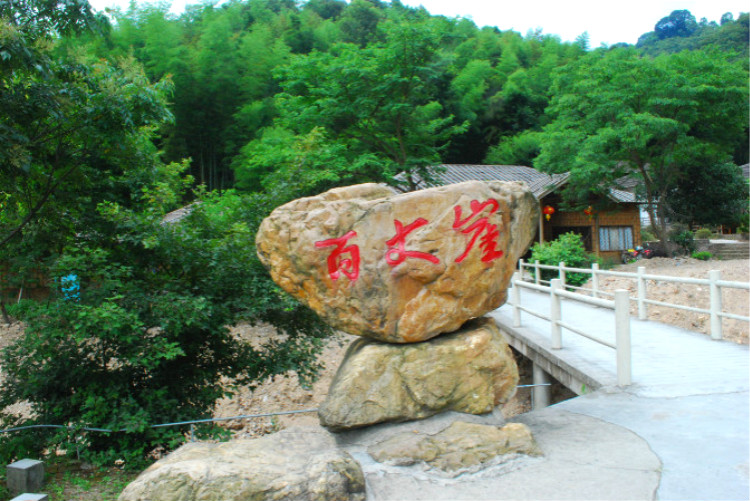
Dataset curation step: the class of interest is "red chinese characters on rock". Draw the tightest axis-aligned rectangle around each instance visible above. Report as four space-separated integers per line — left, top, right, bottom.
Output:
452 199 504 263
385 218 440 266
314 230 360 282
314 199 504 282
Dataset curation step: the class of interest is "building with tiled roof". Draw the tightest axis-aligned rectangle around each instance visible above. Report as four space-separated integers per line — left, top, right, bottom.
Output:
410 164 643 259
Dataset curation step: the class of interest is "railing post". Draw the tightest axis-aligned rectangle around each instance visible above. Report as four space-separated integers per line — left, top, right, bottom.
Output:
615 289 632 386
532 364 551 409
559 261 566 288
550 278 562 349
534 260 541 285
637 266 647 320
519 258 524 274
512 271 521 328
591 262 600 298
709 270 722 340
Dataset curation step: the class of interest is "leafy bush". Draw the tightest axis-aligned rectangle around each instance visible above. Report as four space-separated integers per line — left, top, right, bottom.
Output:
0 192 330 468
692 251 713 260
694 228 713 240
529 232 598 287
641 228 657 242
668 223 695 255
738 213 749 234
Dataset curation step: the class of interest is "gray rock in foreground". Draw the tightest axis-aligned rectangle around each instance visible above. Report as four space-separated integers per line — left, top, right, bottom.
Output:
117 427 365 501
336 407 661 501
368 421 541 476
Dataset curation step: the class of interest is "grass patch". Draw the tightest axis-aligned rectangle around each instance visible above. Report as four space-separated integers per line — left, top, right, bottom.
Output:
1 458 139 501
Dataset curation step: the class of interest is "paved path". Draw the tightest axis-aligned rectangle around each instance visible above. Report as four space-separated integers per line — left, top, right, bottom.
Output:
490 289 749 501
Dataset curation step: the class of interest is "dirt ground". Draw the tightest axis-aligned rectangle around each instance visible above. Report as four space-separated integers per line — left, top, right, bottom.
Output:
580 257 749 344
1 258 748 440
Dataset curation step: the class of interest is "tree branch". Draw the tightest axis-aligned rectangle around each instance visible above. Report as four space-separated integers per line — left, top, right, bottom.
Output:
0 161 79 249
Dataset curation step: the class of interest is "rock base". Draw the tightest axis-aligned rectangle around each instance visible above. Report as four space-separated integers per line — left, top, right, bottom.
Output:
368 421 541 476
318 317 519 431
118 428 365 501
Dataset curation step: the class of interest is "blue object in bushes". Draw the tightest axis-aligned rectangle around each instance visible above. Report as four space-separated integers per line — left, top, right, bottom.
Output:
61 274 80 301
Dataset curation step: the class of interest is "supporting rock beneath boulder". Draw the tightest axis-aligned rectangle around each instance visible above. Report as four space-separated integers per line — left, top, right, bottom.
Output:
368 421 541 475
318 317 519 431
117 428 365 501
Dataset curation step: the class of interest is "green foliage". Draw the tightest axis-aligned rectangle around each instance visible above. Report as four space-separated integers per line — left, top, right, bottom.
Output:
234 17 468 194
738 214 749 234
62 0 590 192
0 190 330 467
484 131 541 166
655 10 698 39
0 2 330 467
0 17 176 252
641 228 657 242
535 47 748 242
0 0 104 38
529 232 597 287
3 0 749 470
691 251 712 261
637 11 748 60
694 228 714 240
668 223 695 255
663 152 748 227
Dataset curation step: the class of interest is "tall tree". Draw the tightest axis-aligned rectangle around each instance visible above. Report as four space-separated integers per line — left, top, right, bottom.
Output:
662 149 748 227
534 47 748 241
655 9 698 39
0 18 173 252
0 0 101 37
234 18 465 194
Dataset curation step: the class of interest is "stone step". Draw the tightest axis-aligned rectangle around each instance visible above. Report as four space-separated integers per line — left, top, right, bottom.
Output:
707 243 749 260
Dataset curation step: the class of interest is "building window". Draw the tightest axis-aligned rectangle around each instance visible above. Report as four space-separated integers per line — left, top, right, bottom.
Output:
599 226 634 251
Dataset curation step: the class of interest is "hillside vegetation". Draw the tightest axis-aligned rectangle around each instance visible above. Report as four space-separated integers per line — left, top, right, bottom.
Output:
0 0 748 467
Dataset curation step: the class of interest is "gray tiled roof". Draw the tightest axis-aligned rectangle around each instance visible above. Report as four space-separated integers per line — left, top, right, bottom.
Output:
162 203 198 224
413 164 569 199
608 188 638 203
413 164 635 203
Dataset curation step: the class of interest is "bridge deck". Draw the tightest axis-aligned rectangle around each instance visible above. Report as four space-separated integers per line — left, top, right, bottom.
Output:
490 288 749 500
490 288 749 397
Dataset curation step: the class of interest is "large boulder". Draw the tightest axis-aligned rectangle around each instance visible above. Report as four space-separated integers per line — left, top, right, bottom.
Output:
318 317 519 431
117 428 365 501
368 421 541 475
256 181 538 343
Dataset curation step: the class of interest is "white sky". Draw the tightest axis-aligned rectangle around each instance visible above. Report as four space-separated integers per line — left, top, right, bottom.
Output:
88 0 749 48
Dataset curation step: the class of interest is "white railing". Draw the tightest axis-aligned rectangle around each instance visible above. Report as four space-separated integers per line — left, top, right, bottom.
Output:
518 259 750 340
509 273 632 386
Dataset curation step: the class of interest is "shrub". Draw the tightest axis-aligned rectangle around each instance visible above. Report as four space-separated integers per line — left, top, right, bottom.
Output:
694 228 713 240
0 192 331 468
641 228 657 242
738 213 749 234
668 223 695 255
692 251 712 260
529 232 598 287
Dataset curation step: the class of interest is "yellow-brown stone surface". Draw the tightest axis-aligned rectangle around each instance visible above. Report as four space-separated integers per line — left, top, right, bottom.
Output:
256 181 538 343
368 421 541 474
118 428 365 501
317 317 519 431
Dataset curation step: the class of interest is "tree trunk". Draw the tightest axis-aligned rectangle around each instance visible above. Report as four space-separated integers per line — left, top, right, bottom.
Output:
1 301 12 325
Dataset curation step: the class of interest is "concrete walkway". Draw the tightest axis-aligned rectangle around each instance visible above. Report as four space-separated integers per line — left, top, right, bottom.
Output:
490 289 749 501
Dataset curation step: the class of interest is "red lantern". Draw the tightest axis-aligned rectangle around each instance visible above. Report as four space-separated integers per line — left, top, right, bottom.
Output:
583 206 594 216
543 205 555 221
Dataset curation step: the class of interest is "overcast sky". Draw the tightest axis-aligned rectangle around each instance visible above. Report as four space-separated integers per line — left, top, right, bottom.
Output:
88 0 749 48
